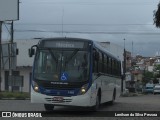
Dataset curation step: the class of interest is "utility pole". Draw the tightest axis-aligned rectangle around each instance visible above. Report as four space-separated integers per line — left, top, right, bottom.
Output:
132 41 133 58
122 38 126 93
10 21 14 92
0 21 2 92
11 21 14 43
124 38 126 77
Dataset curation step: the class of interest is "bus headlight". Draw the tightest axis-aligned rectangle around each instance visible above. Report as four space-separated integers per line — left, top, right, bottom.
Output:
78 84 89 95
32 81 39 92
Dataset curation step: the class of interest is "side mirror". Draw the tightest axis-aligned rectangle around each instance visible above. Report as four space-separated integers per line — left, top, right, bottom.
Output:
28 48 35 57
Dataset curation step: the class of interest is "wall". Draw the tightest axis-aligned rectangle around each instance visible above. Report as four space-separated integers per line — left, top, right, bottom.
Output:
16 39 39 66
16 67 32 92
1 67 32 92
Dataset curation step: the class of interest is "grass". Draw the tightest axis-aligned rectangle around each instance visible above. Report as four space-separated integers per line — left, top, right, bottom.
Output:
0 91 30 99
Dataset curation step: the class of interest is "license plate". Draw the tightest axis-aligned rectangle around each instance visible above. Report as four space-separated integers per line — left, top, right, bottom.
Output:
53 97 63 102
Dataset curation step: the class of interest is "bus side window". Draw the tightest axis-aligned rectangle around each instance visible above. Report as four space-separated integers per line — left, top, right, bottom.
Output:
118 62 120 75
108 57 111 74
102 53 104 72
104 55 107 74
98 51 102 73
115 61 118 75
93 49 96 73
112 59 115 75
111 58 113 75
93 49 99 73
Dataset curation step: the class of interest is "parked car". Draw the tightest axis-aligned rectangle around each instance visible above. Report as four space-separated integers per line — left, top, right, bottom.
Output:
153 84 160 94
143 83 154 94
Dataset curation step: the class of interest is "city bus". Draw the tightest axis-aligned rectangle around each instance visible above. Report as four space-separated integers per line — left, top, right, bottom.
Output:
29 37 122 111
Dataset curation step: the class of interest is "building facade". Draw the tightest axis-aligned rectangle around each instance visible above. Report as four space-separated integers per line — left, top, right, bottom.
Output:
1 39 39 92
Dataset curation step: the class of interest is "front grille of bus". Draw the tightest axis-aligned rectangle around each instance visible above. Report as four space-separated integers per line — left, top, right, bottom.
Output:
41 82 85 90
45 98 72 103
43 84 80 90
36 80 88 90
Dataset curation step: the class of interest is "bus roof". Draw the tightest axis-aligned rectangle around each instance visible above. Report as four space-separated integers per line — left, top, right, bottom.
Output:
38 37 91 44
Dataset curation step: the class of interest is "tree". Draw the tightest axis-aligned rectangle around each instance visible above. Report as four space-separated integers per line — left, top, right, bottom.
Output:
154 64 160 77
153 2 160 27
154 64 160 84
153 78 159 84
154 64 160 71
142 71 154 84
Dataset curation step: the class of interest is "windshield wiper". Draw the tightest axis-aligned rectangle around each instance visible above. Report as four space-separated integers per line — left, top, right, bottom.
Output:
65 49 79 66
48 49 58 63
48 49 59 70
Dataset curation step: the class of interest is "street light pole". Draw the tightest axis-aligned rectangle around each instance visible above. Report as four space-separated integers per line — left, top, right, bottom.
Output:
124 38 126 77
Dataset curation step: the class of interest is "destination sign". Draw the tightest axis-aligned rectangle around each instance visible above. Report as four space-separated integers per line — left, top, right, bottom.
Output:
55 42 75 48
40 40 87 49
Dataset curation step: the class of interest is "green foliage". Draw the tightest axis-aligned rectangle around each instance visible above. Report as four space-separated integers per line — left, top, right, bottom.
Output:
154 2 160 28
143 71 154 79
153 78 159 84
0 92 30 99
154 64 160 71
142 71 154 84
154 64 160 79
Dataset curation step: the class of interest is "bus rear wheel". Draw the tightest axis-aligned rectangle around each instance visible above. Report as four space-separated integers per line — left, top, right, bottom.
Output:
44 104 54 111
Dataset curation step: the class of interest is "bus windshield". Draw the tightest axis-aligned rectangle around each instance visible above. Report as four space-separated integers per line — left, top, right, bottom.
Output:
34 49 90 82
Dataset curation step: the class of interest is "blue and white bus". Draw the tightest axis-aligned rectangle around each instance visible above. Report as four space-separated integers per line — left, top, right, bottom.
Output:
29 37 122 111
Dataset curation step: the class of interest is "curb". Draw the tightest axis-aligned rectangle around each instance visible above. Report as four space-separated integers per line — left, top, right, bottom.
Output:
120 93 144 97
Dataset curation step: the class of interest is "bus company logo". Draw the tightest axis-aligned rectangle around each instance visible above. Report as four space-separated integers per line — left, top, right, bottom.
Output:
50 82 68 85
2 112 11 117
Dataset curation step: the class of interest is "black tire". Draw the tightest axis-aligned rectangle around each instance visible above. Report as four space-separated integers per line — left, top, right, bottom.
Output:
91 92 100 111
44 104 54 111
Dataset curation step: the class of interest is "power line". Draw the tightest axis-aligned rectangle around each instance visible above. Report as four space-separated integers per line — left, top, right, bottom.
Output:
14 29 160 35
15 23 155 26
23 1 154 6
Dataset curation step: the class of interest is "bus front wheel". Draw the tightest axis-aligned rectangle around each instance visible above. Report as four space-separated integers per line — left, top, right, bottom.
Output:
91 92 101 111
110 89 116 105
44 104 54 111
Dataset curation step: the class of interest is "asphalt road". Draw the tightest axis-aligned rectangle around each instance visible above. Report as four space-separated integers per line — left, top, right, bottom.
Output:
0 94 160 120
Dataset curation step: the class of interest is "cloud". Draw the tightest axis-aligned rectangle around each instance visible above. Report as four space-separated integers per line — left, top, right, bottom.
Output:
8 0 160 57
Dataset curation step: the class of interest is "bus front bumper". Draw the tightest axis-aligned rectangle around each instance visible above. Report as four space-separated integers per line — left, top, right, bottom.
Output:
31 88 94 107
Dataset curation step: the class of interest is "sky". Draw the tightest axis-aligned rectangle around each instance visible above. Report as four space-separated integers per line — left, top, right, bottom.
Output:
2 0 160 57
